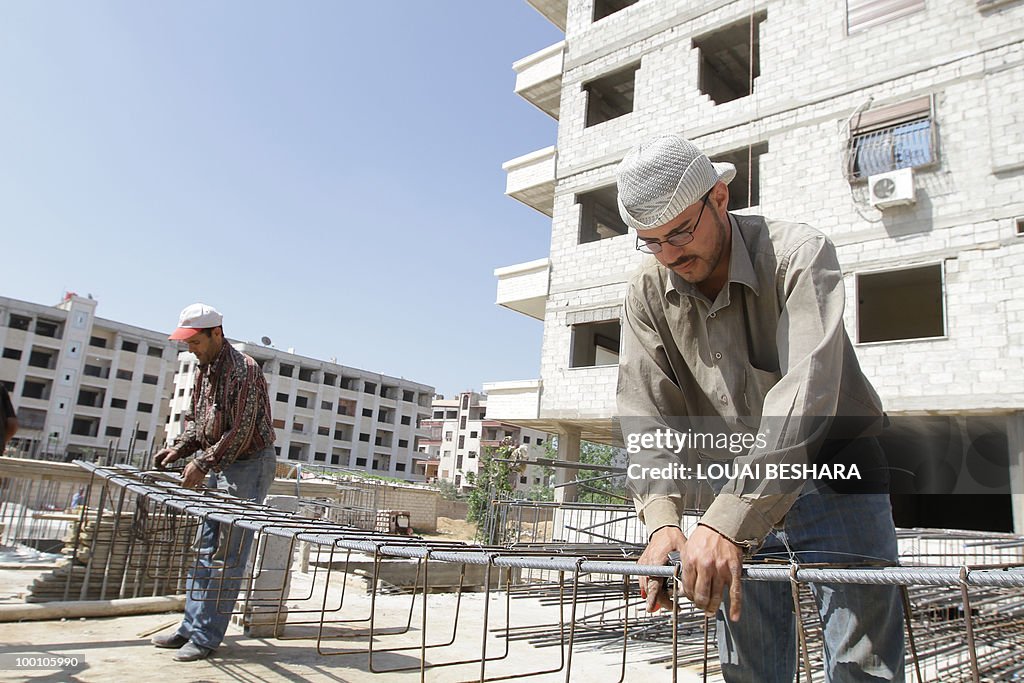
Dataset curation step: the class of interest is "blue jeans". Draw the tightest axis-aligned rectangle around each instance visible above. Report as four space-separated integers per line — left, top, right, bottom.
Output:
176 448 277 650
716 490 905 682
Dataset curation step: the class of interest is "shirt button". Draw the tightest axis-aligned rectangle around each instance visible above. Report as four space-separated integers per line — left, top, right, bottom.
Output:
710 313 717 318
714 352 722 360
720 394 728 405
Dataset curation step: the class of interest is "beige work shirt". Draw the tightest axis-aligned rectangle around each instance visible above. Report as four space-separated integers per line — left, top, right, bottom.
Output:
617 213 884 549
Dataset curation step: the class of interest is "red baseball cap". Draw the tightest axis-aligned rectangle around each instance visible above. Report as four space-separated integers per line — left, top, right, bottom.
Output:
169 303 223 340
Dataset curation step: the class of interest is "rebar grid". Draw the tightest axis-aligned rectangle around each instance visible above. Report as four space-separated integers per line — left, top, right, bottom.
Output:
7 462 1023 682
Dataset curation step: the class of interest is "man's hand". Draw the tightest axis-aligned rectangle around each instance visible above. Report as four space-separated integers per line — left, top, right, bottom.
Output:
638 526 687 613
181 461 206 489
153 447 181 470
681 524 743 621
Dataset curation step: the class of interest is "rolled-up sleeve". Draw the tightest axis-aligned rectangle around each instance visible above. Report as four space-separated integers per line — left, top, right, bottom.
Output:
618 284 692 534
172 398 201 458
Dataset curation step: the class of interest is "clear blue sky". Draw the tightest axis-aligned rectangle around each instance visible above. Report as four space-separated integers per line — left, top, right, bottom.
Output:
0 2 563 397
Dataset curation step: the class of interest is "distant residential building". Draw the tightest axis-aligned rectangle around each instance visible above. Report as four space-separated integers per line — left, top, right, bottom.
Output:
418 391 552 492
165 344 434 482
0 293 437 482
0 293 175 459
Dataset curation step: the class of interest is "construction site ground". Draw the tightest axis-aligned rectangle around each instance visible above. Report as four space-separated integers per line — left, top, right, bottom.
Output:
0 562 709 683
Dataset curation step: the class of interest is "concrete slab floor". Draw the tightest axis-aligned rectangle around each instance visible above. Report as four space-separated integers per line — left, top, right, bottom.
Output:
0 567 713 683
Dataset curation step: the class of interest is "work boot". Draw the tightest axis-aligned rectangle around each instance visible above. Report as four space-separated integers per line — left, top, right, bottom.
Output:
173 640 213 662
151 631 189 649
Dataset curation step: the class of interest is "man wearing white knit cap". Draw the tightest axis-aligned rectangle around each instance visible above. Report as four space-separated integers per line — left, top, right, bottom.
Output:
617 134 904 681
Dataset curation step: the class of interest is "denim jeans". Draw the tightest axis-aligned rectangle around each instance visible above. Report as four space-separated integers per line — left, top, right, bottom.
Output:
175 447 277 650
715 488 905 682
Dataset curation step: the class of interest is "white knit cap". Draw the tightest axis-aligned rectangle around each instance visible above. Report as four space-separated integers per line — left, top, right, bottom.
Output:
616 134 736 231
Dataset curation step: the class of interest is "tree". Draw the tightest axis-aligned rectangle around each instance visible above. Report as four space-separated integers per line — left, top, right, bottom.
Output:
546 437 626 504
465 437 517 537
434 478 463 501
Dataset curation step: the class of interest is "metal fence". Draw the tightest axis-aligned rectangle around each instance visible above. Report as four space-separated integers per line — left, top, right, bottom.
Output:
0 463 1012 681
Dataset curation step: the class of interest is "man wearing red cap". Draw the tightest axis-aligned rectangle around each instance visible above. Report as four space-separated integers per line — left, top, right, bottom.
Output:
151 303 277 661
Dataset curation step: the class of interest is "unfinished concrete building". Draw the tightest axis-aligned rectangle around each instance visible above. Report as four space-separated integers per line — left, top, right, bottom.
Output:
489 0 1024 532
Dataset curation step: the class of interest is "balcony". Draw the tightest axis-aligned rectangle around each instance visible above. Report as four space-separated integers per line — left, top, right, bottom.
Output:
494 258 550 320
513 41 564 119
525 0 567 30
503 146 556 217
480 380 541 421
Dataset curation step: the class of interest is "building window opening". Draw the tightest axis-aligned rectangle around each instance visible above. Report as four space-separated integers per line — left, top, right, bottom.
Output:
847 0 924 35
77 388 105 408
570 320 621 368
583 62 640 127
8 314 31 331
712 143 768 210
577 184 628 244
693 12 766 105
857 264 944 343
28 348 58 370
593 0 638 22
22 379 52 400
36 319 62 339
71 416 100 437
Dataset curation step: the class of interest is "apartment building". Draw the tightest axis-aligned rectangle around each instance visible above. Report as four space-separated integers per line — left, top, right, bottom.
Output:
0 293 175 459
490 0 1024 531
165 345 435 482
417 391 552 492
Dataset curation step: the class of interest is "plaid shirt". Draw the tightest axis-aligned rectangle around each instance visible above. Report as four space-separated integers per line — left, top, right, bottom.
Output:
173 342 275 473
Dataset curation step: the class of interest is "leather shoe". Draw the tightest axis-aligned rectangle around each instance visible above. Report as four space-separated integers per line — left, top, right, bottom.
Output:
151 632 189 649
173 640 213 662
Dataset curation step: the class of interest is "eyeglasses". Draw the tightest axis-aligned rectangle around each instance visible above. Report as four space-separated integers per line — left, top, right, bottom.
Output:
635 189 712 255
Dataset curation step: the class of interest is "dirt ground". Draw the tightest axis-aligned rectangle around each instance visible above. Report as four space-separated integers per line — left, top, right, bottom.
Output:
419 516 477 541
0 563 710 683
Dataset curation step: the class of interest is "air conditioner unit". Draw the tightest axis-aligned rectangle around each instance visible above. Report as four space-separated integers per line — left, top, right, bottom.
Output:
868 168 915 209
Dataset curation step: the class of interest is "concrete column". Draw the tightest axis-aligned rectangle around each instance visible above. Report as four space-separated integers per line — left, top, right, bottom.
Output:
1007 412 1024 536
236 494 298 638
554 425 581 504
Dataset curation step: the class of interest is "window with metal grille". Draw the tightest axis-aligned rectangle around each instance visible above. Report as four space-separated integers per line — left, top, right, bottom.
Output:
847 96 935 180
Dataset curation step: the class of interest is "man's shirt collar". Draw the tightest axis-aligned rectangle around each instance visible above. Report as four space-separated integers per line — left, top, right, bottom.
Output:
664 214 761 302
